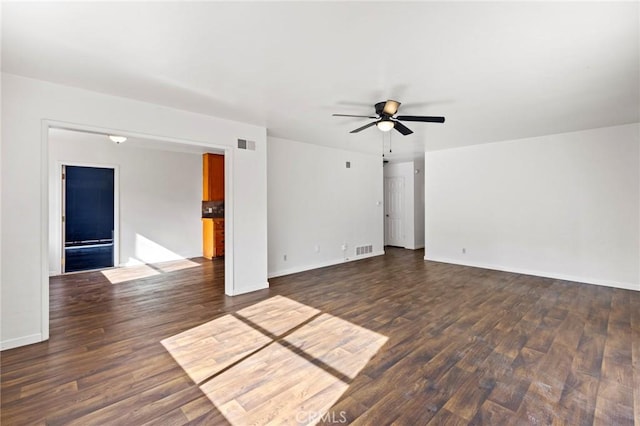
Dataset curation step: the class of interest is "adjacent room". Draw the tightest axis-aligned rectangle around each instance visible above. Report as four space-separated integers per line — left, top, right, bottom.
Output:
1 2 638 425
48 128 208 276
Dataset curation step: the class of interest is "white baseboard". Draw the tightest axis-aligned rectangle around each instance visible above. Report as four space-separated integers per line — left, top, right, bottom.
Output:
1 333 44 351
268 250 385 279
424 256 639 292
229 281 269 296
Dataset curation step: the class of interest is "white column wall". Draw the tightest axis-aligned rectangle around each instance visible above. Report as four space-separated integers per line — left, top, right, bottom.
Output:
1 73 268 349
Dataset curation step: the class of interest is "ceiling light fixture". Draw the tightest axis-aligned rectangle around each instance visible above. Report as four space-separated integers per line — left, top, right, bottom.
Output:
382 100 400 116
376 119 395 132
109 135 127 144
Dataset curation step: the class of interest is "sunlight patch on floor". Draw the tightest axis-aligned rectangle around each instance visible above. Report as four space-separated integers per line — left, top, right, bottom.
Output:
162 296 388 425
101 264 160 284
236 295 320 336
284 313 389 380
155 258 200 273
201 342 349 425
161 315 271 384
101 258 201 284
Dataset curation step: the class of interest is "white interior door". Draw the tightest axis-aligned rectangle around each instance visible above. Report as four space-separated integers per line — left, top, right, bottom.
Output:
384 176 405 247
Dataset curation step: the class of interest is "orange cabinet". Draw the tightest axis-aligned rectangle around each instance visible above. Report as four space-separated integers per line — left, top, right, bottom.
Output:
202 153 224 258
203 153 224 201
214 219 225 257
203 218 224 259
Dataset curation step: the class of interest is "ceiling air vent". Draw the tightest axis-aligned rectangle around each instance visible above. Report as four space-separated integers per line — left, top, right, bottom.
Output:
237 139 256 151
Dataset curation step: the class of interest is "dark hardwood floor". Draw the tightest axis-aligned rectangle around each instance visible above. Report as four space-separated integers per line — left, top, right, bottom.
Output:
1 248 638 425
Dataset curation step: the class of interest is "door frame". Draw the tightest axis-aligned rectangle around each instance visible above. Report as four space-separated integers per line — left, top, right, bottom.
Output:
57 162 120 274
41 120 235 341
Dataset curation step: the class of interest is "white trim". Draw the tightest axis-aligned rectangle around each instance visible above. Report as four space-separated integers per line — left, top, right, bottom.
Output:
228 281 269 296
41 121 50 341
224 149 234 296
405 243 425 250
41 119 236 346
56 161 120 275
1 334 43 351
424 256 640 292
269 250 385 279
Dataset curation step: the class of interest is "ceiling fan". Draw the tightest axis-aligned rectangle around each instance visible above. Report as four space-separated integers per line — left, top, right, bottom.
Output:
332 100 445 135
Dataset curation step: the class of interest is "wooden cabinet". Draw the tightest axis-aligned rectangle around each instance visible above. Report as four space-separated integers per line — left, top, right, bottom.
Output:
213 219 225 257
203 153 224 201
202 218 224 259
202 153 224 259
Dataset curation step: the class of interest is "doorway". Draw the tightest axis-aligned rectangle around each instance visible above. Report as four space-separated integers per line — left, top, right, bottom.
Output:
42 122 236 345
62 165 116 273
384 176 405 247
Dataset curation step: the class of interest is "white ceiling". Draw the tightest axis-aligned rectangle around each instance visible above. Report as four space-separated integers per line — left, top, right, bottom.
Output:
49 127 219 156
3 2 639 161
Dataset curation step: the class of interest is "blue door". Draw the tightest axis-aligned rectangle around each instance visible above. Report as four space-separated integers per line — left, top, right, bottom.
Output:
63 165 115 273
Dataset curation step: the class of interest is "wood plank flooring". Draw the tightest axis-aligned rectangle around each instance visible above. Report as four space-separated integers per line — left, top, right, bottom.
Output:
1 248 638 425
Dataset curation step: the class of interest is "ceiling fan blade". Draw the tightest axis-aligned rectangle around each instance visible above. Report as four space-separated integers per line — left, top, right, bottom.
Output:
350 121 377 133
333 114 378 118
393 121 413 135
396 115 445 123
383 100 401 116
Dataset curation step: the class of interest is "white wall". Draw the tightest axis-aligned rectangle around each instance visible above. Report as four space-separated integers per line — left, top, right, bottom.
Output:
1 73 268 350
425 123 640 290
384 160 425 250
48 129 202 275
267 137 384 277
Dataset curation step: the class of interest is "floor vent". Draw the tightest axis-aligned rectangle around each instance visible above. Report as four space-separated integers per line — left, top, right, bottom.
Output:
356 245 373 256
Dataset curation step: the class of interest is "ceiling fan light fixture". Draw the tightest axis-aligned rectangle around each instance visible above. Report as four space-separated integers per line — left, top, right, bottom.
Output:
109 135 127 144
334 99 444 135
382 100 400 116
377 119 395 132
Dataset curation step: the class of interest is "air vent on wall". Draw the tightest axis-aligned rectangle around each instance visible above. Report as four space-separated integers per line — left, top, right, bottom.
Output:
356 245 373 256
237 139 256 151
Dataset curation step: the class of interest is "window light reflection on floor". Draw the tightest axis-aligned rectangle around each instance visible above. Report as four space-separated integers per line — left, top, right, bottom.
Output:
101 264 161 284
101 258 200 284
161 314 271 384
236 295 320 336
161 295 388 425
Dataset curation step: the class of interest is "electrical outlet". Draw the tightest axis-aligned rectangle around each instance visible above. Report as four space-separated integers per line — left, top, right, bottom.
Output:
341 244 347 251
